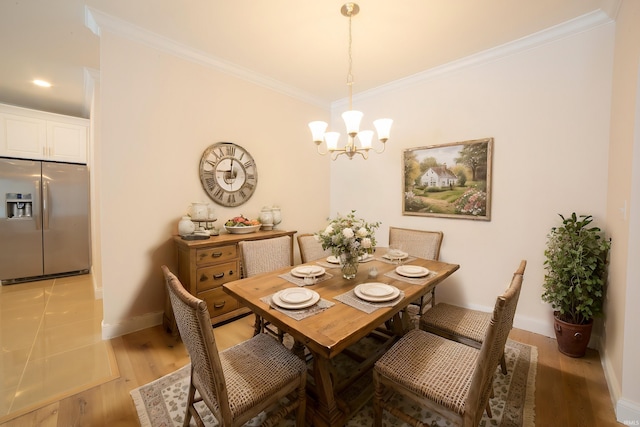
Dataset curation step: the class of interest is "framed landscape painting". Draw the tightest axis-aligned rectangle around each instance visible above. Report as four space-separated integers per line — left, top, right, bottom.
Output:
402 138 493 220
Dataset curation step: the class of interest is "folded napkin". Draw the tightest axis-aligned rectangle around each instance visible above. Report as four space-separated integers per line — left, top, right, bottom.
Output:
334 289 405 314
260 295 334 321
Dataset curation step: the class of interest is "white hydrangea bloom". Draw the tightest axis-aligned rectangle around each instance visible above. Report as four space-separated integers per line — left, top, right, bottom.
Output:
342 228 354 239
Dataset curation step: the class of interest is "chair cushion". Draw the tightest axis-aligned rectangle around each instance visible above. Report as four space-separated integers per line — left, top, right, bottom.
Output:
420 303 491 343
375 329 478 416
210 333 305 417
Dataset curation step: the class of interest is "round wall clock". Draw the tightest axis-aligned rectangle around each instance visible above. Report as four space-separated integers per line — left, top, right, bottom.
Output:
199 142 258 207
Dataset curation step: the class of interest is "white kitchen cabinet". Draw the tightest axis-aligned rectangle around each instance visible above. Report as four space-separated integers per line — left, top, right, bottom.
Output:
0 103 88 164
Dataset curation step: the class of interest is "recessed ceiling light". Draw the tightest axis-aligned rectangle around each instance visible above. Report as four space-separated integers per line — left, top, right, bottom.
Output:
33 79 51 88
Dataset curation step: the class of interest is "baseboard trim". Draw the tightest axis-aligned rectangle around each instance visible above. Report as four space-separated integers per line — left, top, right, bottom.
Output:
617 398 640 425
101 311 163 339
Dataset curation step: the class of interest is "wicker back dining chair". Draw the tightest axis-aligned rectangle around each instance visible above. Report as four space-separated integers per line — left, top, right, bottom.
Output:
239 235 293 340
388 227 444 314
297 233 332 263
373 263 524 427
420 260 526 374
161 265 306 427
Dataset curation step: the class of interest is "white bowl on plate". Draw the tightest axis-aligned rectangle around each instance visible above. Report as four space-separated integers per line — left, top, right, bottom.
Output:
224 224 261 234
395 265 430 278
354 283 400 302
291 265 326 278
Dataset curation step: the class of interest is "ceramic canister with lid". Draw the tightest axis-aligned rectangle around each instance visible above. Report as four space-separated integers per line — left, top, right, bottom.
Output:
178 216 196 236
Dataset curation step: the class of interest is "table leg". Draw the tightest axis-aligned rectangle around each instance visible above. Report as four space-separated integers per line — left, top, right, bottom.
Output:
253 314 262 335
308 350 346 427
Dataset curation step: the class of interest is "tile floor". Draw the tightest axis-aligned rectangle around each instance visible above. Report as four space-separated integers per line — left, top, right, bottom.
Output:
0 274 117 420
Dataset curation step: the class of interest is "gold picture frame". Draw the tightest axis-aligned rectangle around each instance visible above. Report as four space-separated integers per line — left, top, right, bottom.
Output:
402 138 493 220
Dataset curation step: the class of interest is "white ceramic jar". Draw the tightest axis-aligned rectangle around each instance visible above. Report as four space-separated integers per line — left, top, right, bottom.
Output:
259 207 274 227
271 207 282 228
178 216 195 236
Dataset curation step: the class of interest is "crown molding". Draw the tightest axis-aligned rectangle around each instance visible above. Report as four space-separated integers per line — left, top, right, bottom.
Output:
334 9 615 109
84 7 329 109
84 6 612 112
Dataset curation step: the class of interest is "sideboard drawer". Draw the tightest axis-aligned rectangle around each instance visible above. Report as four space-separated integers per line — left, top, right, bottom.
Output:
196 261 239 292
200 287 239 317
196 244 237 266
165 230 296 334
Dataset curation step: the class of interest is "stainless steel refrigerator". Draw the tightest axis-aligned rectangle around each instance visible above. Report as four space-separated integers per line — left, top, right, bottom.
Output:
0 158 90 284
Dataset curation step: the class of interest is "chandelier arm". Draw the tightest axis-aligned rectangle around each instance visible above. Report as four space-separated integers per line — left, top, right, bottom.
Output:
372 141 387 154
331 150 345 161
316 143 330 156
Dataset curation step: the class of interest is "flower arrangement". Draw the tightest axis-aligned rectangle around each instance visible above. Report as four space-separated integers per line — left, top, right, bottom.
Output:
316 210 380 257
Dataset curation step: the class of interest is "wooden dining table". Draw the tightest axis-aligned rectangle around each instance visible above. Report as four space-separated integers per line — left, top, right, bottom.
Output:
223 253 459 427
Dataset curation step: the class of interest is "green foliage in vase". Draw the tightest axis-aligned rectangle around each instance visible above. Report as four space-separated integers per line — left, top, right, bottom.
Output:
541 213 611 325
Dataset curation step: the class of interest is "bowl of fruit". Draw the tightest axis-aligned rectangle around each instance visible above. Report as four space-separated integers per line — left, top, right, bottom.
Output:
224 215 262 234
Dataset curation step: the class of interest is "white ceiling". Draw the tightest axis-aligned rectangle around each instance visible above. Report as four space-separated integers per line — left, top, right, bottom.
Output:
0 0 619 118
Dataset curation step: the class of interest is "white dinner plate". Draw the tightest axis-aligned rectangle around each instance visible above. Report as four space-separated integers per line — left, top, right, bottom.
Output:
272 289 320 309
279 287 314 304
291 265 326 278
359 282 394 297
395 265 430 278
354 283 400 302
326 256 340 264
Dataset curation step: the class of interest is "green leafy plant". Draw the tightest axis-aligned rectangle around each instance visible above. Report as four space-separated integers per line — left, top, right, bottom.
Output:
541 213 611 325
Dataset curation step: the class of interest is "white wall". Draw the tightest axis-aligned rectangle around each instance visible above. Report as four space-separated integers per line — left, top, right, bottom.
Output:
97 30 330 337
329 21 615 338
606 0 640 422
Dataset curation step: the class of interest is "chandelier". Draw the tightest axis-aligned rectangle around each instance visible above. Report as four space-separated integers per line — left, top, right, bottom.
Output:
308 3 392 160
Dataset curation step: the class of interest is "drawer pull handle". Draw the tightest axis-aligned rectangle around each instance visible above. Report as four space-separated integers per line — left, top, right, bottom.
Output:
213 272 225 279
211 252 223 258
214 301 226 309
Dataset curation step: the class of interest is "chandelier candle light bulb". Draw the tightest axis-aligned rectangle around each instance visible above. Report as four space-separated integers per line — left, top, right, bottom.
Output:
308 3 392 160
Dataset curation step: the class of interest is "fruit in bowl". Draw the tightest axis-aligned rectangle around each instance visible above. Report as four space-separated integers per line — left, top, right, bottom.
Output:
224 215 261 234
224 215 260 227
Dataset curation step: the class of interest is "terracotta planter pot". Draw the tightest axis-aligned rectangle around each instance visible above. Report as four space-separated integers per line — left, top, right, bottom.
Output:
553 312 593 357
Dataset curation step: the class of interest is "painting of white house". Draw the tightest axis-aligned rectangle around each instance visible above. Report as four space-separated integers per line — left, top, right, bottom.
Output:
403 138 493 220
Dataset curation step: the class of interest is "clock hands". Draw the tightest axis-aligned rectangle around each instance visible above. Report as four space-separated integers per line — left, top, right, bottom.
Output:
222 159 238 188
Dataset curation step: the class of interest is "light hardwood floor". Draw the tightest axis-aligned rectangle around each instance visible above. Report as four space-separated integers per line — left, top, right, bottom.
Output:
0 312 623 426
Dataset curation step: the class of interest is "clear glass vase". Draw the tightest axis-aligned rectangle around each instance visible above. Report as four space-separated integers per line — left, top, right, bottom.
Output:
339 250 360 279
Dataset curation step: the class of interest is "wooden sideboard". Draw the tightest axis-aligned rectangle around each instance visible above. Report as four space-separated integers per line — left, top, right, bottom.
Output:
164 229 296 334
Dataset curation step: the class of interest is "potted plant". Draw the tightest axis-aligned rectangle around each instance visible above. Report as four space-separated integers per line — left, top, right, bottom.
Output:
541 213 611 357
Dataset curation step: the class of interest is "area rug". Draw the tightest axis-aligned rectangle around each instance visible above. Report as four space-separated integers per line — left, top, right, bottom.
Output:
130 339 536 426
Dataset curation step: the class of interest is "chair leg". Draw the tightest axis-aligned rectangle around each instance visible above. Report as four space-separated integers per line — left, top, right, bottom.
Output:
183 370 197 427
373 372 384 427
295 380 306 426
500 352 507 375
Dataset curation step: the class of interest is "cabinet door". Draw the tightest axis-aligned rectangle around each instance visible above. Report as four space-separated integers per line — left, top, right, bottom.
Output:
47 121 87 163
0 113 47 159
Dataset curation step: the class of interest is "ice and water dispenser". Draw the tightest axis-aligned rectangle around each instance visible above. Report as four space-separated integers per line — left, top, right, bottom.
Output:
5 193 33 218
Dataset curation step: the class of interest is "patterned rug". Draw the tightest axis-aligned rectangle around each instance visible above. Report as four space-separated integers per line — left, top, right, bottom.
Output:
130 339 536 426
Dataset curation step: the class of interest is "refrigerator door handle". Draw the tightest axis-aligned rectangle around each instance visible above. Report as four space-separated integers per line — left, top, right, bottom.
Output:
43 179 49 230
35 179 42 230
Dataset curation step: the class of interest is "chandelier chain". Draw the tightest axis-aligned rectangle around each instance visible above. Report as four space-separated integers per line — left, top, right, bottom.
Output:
347 11 354 110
